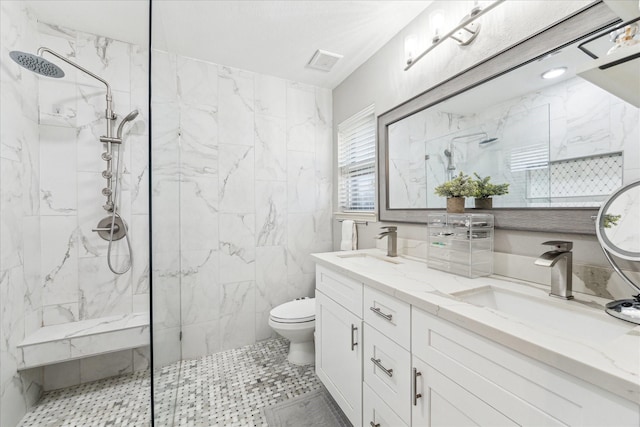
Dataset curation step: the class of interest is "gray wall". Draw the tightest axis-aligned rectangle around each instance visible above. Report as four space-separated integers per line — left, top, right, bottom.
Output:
332 0 626 266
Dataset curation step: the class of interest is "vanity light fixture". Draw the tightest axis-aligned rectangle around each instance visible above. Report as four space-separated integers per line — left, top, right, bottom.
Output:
541 67 568 79
405 0 506 71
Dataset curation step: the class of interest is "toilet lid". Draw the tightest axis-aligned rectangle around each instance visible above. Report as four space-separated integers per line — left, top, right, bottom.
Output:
270 298 315 323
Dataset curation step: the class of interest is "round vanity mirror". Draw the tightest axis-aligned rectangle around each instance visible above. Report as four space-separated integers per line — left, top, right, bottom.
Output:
595 179 640 324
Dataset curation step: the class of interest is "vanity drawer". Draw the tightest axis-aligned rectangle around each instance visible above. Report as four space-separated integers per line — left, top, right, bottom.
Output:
364 323 411 425
364 382 409 427
411 307 639 426
316 265 362 317
364 286 410 350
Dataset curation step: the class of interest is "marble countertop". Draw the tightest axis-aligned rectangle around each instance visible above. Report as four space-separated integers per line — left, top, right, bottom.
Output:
312 249 640 404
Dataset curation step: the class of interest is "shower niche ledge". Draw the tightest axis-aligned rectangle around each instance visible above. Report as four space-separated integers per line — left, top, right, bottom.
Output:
16 312 149 370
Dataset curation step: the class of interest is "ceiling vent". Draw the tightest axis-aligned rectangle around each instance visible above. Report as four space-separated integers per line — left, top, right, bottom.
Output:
307 49 343 72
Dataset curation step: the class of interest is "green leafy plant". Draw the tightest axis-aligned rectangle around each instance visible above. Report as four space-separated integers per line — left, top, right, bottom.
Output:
434 172 478 198
473 173 509 199
603 213 621 229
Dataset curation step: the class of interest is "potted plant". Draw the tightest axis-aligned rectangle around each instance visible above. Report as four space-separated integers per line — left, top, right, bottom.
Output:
434 172 478 213
473 173 509 209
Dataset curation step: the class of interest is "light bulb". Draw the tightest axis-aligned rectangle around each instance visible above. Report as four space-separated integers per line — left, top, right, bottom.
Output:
430 10 445 43
404 35 418 65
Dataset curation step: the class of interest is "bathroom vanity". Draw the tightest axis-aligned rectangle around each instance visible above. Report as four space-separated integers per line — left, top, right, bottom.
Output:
313 250 640 427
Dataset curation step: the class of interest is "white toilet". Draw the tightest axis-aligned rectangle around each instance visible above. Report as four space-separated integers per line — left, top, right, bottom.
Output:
269 297 316 365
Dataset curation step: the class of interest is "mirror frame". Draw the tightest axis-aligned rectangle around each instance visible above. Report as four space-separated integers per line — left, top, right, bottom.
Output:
378 2 619 234
596 179 640 261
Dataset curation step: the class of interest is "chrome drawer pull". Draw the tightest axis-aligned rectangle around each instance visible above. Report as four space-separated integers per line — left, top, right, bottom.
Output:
370 422 380 427
370 357 393 377
351 324 358 351
369 306 393 321
413 368 422 406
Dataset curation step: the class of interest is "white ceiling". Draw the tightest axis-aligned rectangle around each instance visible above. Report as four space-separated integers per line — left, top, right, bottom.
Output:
26 0 432 89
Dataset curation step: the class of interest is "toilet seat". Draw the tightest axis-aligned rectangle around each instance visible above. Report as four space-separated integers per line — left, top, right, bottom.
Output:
270 298 315 323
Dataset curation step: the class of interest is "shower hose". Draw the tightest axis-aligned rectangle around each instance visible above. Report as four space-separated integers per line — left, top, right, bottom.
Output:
107 142 133 275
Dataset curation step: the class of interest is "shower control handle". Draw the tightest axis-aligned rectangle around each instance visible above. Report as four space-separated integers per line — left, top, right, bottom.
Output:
92 224 120 233
93 217 127 241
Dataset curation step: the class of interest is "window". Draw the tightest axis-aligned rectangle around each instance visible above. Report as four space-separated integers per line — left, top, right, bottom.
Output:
337 104 376 213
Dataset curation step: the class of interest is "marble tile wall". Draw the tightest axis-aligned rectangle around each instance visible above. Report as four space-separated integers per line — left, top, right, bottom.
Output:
36 21 149 323
1 2 43 425
33 21 151 389
1 8 151 416
151 51 333 365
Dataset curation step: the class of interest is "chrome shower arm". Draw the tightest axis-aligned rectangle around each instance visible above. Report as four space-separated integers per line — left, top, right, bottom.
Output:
37 46 115 133
37 47 112 97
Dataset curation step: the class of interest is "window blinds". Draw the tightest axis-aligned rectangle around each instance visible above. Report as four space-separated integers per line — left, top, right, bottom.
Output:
338 105 376 212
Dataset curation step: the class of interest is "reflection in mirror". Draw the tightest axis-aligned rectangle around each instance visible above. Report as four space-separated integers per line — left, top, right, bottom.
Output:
596 179 640 325
387 29 638 210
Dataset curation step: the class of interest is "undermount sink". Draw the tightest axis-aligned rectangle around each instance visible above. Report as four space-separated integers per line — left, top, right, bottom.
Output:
337 252 402 265
452 286 635 342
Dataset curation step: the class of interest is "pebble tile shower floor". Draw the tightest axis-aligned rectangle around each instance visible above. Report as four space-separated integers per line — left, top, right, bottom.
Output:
18 338 323 426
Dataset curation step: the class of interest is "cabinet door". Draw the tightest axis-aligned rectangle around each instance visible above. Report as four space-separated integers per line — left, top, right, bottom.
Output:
412 355 517 427
316 290 362 427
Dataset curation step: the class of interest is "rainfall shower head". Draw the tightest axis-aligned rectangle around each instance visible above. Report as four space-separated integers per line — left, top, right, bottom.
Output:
9 51 65 78
479 137 498 146
451 132 498 147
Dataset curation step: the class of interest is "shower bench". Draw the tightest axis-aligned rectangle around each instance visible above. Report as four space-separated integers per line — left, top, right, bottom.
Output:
16 312 149 370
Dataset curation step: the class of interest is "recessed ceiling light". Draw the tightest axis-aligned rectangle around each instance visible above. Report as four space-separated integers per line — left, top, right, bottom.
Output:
541 67 567 79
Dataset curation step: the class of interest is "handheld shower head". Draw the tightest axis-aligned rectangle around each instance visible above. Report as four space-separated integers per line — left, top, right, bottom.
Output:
116 110 139 139
122 110 139 122
9 51 65 78
443 148 456 172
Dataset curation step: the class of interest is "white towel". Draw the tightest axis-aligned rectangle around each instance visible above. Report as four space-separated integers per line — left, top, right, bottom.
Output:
340 220 357 251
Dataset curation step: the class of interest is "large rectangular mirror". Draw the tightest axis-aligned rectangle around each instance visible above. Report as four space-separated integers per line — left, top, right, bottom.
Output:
378 2 638 234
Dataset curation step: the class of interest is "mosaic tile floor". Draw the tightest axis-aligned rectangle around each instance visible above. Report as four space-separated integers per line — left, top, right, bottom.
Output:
18 338 324 427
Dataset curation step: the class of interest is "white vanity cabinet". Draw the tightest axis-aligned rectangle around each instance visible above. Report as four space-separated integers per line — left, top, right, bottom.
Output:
412 307 640 427
315 265 363 427
315 260 640 427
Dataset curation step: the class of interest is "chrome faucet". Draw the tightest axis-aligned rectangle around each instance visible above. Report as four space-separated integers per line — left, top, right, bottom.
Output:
375 226 398 257
534 241 574 300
